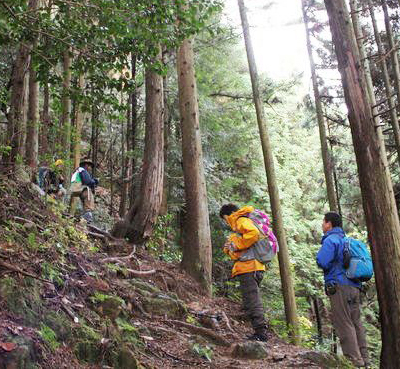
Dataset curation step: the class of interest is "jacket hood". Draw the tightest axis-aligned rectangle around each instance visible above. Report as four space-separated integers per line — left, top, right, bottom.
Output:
227 205 254 231
321 227 345 243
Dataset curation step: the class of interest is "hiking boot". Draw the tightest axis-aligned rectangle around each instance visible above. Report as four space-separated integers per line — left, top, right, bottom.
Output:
247 333 268 342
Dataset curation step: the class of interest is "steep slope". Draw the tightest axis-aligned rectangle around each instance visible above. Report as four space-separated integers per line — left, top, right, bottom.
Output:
0 175 350 368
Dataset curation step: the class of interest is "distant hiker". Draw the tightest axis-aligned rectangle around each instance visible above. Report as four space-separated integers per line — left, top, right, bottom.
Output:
70 158 98 223
220 203 277 342
317 212 369 367
38 159 67 201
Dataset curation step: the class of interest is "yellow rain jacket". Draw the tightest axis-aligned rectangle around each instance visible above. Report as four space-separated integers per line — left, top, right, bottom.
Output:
223 205 266 277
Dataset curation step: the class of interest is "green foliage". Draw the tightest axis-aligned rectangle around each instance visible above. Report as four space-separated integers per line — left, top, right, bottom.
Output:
41 262 64 287
147 214 182 262
39 324 60 351
191 343 213 362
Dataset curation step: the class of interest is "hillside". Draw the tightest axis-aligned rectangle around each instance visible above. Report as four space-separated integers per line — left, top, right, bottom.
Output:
0 174 351 369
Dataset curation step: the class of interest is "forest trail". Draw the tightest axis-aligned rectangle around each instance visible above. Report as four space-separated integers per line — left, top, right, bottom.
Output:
0 174 344 368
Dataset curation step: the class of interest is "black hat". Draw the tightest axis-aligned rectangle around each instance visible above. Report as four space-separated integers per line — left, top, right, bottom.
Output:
79 158 94 167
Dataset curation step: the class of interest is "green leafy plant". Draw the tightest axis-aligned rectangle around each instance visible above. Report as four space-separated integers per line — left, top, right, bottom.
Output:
191 343 213 362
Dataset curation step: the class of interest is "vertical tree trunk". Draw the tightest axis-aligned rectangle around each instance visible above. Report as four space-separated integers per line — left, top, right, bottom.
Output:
73 73 85 169
90 104 99 178
25 43 39 168
324 1 400 366
60 48 72 177
20 72 29 159
382 0 400 103
119 95 129 218
368 0 400 167
350 0 392 189
112 47 164 244
40 80 51 158
302 0 338 212
313 297 323 344
3 0 37 165
177 33 212 295
238 0 299 342
160 50 170 216
128 54 138 208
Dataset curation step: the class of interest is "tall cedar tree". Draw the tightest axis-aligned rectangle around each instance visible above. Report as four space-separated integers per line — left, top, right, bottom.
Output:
324 0 400 366
238 0 299 342
112 48 164 244
301 0 337 212
3 0 38 166
177 28 212 294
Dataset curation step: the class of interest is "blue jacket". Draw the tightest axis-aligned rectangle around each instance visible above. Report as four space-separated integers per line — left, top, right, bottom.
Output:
316 227 360 288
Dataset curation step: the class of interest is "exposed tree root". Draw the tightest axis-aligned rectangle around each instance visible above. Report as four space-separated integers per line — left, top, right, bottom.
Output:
99 246 137 264
0 259 52 284
166 319 231 347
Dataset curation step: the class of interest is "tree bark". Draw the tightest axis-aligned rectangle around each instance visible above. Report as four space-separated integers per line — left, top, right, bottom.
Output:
302 0 338 212
3 0 38 165
160 50 171 216
90 103 99 178
25 42 39 168
368 0 400 168
40 80 51 158
128 54 138 209
382 0 400 104
324 1 400 366
60 47 72 178
177 34 212 295
238 0 299 343
113 47 164 244
119 95 130 218
73 73 85 169
349 0 392 191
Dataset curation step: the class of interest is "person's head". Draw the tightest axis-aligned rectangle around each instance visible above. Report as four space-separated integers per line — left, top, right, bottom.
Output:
54 159 64 168
219 203 239 222
322 212 342 233
79 158 94 172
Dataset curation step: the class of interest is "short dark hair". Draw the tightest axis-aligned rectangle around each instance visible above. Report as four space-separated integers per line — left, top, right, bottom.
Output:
324 212 342 228
219 203 239 218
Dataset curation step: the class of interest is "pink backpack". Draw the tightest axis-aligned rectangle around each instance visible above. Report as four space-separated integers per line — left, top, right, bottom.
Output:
239 209 279 264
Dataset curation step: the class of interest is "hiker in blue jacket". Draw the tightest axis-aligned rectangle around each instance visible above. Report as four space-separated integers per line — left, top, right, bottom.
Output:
316 212 369 368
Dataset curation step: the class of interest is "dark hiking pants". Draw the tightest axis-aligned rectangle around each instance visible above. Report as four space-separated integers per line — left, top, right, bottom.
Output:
238 271 267 334
329 284 369 367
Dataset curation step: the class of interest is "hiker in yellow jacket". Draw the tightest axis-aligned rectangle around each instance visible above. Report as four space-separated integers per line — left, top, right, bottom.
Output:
220 203 268 342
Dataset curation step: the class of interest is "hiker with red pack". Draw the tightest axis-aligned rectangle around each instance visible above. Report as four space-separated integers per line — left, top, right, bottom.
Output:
219 203 278 342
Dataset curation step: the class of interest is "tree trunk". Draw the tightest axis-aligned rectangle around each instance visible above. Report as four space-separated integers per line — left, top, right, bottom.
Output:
382 0 400 104
350 0 392 190
73 73 85 169
40 80 51 158
302 0 338 212
90 103 99 178
20 72 29 159
113 47 164 244
60 48 72 178
368 0 400 168
25 43 39 168
177 33 212 296
324 1 400 366
160 50 170 216
119 95 130 218
238 0 299 343
3 0 38 165
128 54 138 208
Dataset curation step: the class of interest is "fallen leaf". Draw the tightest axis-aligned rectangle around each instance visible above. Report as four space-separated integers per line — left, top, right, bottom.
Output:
272 353 286 362
0 342 17 351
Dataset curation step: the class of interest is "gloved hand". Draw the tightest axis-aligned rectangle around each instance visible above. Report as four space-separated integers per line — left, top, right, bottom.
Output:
93 178 99 186
224 240 237 253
